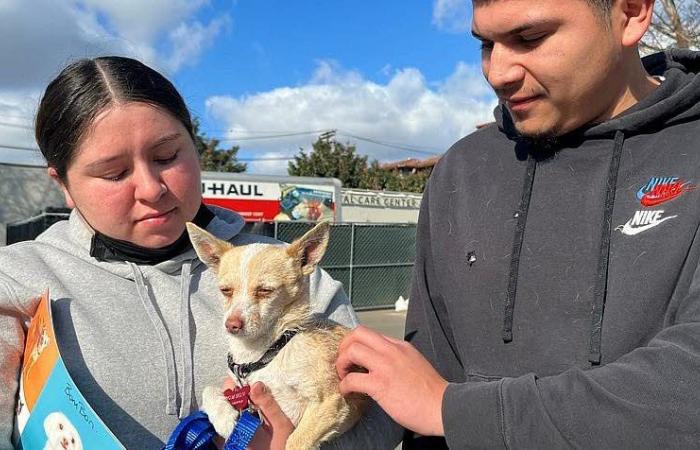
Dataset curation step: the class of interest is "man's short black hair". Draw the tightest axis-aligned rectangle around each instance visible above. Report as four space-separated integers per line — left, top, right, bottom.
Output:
473 0 614 18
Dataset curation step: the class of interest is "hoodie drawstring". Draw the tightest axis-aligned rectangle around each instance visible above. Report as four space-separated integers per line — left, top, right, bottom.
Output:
589 130 625 364
129 262 179 416
178 261 194 418
503 131 625 362
503 152 537 343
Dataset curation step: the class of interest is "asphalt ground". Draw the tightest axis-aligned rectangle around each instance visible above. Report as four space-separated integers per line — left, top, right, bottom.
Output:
355 308 407 450
356 309 407 339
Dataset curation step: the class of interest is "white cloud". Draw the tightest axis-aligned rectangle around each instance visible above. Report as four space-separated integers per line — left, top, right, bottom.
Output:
206 61 497 175
245 151 295 176
0 89 45 165
0 0 227 90
0 0 227 164
166 16 231 72
432 0 470 34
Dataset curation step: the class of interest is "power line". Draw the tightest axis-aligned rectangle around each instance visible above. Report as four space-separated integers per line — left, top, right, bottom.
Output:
0 121 34 130
209 127 442 155
0 144 40 152
213 129 330 142
336 130 442 155
0 113 34 122
237 156 294 161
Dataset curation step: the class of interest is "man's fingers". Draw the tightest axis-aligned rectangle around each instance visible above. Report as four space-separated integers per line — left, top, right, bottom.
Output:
338 371 375 397
339 325 395 358
336 341 378 380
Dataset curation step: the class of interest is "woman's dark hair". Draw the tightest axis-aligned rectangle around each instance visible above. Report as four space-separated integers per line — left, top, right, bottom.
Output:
35 56 194 181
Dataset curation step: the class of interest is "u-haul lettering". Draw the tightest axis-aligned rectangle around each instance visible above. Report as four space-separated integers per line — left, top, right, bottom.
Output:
201 181 280 199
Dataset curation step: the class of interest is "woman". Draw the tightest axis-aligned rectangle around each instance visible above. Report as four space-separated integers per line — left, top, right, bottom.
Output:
0 56 357 449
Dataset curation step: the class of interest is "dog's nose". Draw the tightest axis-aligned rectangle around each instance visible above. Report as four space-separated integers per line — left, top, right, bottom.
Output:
226 314 244 334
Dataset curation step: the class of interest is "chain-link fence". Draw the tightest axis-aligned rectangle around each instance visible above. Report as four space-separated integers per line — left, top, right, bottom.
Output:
263 222 416 310
7 212 416 310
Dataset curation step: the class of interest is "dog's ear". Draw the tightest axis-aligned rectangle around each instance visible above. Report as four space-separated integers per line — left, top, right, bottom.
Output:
186 222 230 272
287 221 330 276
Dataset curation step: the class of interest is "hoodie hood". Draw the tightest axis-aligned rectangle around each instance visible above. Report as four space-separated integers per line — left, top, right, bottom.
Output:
496 49 700 139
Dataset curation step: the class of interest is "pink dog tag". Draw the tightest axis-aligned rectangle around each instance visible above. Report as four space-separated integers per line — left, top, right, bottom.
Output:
224 385 250 411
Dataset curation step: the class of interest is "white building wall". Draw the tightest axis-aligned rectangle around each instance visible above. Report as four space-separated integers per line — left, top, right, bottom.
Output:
341 188 422 223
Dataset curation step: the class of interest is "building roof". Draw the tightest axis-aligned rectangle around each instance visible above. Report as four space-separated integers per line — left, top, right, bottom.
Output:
380 154 442 170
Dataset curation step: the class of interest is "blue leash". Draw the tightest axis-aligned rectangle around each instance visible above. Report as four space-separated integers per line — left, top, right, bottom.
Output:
164 410 261 450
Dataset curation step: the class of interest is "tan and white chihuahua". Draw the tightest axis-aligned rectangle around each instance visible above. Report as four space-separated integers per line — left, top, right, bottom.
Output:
187 221 366 450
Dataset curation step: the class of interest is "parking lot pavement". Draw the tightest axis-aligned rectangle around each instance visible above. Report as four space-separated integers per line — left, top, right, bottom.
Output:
355 308 407 450
356 309 407 339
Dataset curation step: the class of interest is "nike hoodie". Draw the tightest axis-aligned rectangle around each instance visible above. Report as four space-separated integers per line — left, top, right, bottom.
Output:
404 50 700 448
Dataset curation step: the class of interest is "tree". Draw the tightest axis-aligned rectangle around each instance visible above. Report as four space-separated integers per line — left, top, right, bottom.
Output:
288 137 368 187
642 0 700 52
359 161 431 193
192 118 247 173
290 135 431 193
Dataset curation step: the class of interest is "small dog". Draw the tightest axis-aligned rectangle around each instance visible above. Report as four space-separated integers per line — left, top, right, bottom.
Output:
43 412 83 450
187 222 366 450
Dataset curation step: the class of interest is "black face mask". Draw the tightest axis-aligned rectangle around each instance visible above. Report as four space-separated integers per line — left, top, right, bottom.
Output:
90 204 215 265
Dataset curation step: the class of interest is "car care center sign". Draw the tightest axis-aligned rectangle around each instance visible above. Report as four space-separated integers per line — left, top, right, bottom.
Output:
202 179 336 222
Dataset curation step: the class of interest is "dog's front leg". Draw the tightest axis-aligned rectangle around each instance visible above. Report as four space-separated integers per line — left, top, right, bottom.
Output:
286 394 352 450
201 385 239 438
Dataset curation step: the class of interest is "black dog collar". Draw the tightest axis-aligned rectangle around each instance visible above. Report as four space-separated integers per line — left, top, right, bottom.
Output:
228 329 299 380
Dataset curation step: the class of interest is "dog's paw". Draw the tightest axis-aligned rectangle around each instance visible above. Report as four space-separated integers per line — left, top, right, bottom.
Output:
201 385 238 438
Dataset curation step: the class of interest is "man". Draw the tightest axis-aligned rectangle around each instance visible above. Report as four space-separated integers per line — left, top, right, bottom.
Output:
337 0 700 448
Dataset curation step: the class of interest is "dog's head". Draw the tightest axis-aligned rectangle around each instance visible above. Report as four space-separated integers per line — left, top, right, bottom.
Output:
187 221 330 341
44 412 82 450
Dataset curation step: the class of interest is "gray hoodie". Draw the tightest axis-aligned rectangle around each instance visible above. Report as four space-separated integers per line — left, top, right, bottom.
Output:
0 206 399 449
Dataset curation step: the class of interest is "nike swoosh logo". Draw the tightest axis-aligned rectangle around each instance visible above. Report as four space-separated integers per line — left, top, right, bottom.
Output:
615 215 677 236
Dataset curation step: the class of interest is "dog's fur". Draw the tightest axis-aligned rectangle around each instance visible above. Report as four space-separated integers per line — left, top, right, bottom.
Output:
43 412 82 450
187 222 366 450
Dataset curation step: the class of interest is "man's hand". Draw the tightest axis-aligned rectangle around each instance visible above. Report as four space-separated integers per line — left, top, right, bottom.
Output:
336 325 448 436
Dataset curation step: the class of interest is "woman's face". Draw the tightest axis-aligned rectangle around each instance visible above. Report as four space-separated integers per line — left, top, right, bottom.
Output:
50 102 202 248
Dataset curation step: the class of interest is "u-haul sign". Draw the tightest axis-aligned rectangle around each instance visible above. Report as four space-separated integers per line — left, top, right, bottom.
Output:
200 173 341 222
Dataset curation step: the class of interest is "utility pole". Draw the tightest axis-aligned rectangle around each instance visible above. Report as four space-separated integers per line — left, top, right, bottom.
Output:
319 129 336 142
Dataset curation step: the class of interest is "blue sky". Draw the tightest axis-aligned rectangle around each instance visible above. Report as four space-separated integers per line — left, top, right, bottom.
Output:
0 0 497 173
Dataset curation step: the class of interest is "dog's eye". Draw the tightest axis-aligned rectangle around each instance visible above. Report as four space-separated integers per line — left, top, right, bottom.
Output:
220 287 234 297
255 287 275 297
59 423 63 430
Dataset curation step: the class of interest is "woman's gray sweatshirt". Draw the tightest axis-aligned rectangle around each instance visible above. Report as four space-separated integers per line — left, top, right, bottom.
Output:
0 207 400 449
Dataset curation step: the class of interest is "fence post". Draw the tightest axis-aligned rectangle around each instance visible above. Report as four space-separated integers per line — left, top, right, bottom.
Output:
348 223 355 305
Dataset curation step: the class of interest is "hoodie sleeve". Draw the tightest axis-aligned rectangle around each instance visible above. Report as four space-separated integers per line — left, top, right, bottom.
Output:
0 276 34 449
440 280 700 449
402 184 466 449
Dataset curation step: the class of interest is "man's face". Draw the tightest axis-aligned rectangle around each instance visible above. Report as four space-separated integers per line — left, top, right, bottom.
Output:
473 0 624 137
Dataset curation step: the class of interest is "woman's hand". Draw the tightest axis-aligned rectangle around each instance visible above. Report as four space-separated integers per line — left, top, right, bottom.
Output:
247 382 295 450
215 380 294 450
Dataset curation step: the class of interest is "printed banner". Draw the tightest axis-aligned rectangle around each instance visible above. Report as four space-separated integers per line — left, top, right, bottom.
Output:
203 181 336 222
15 291 125 449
